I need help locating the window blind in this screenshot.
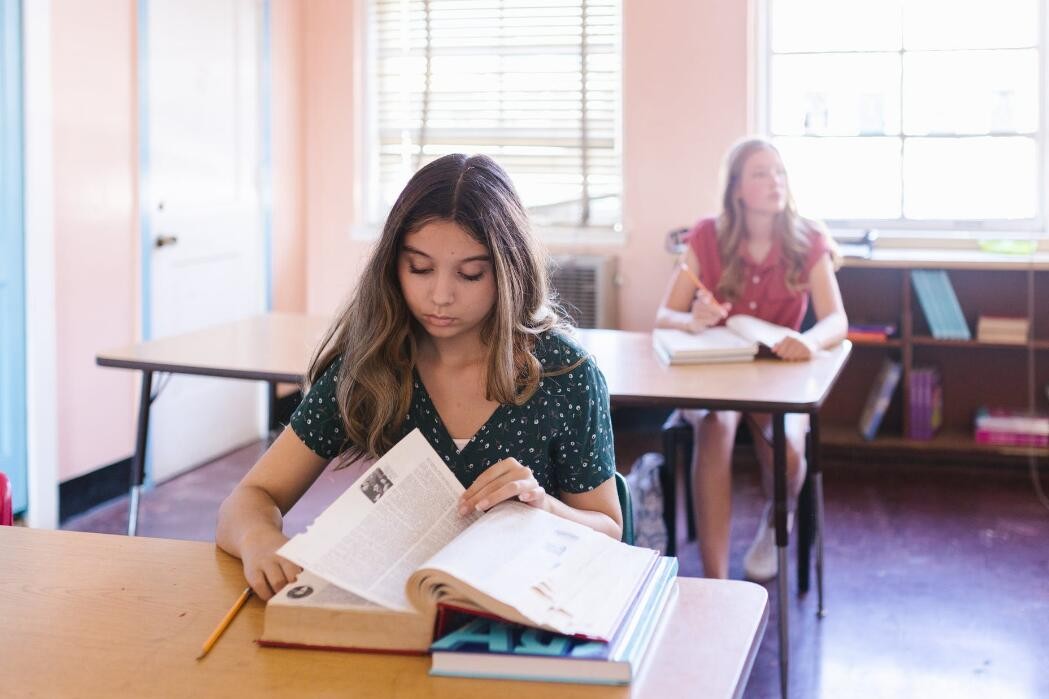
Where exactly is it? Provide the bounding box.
[371,0,621,228]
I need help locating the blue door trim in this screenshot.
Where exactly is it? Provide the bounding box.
[0,0,28,513]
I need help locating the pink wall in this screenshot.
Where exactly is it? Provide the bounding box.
[51,0,136,481]
[298,0,754,330]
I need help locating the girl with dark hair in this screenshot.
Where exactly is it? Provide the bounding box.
[218,154,622,600]
[655,137,847,582]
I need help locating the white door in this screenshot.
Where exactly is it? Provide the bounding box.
[144,0,266,482]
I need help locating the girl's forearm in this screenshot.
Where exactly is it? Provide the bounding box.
[802,310,848,349]
[543,496,622,541]
[216,485,287,559]
[655,307,695,332]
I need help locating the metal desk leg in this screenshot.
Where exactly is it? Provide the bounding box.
[128,370,154,537]
[773,412,789,699]
[810,413,826,618]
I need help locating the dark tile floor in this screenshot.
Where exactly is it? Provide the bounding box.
[63,442,1049,699]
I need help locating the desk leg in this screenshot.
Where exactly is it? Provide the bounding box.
[128,370,154,537]
[811,413,826,618]
[773,412,789,699]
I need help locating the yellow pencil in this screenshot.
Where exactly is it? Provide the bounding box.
[678,255,728,315]
[196,586,253,660]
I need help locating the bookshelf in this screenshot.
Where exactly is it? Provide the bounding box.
[823,249,1049,462]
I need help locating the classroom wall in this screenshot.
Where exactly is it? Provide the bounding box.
[51,0,136,482]
[297,0,754,329]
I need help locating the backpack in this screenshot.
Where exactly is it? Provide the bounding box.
[625,452,668,554]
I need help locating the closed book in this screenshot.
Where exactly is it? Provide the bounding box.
[429,557,679,685]
[857,359,902,440]
[974,408,1049,436]
[975,429,1049,448]
[911,270,971,340]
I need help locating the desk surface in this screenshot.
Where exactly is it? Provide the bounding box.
[0,526,768,699]
[97,313,851,412]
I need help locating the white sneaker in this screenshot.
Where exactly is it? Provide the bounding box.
[743,503,794,583]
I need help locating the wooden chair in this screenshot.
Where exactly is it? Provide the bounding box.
[0,472,13,526]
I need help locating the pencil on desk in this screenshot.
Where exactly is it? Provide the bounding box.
[196,586,252,660]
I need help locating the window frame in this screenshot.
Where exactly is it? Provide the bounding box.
[755,0,1049,241]
[359,0,626,245]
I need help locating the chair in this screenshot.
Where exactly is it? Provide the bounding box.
[0,472,13,526]
[660,410,825,609]
[614,471,634,545]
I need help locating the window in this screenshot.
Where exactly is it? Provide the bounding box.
[368,0,622,232]
[763,0,1043,233]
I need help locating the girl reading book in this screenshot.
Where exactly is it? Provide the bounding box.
[654,137,847,581]
[217,154,622,600]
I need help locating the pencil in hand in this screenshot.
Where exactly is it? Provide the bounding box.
[196,586,253,660]
[677,258,729,318]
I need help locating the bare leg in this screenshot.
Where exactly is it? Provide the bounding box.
[688,409,742,579]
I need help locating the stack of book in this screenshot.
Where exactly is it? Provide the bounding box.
[910,270,971,340]
[975,316,1029,345]
[652,315,796,365]
[260,429,674,686]
[974,408,1049,448]
[908,366,942,440]
[847,323,897,343]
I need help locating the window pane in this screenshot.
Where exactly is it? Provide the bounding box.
[903,137,1037,220]
[903,50,1037,135]
[771,0,902,53]
[904,0,1037,50]
[775,137,902,220]
[771,53,900,136]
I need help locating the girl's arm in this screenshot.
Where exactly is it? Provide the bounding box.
[216,427,330,600]
[773,254,848,360]
[655,247,729,332]
[458,460,623,540]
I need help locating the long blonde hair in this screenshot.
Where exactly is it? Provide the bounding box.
[714,137,839,301]
[305,154,571,461]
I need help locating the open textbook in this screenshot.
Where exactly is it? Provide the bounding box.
[653,314,800,365]
[263,429,661,653]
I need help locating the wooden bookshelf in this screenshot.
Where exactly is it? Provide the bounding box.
[823,251,1049,463]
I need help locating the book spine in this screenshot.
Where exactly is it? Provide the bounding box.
[975,429,1049,448]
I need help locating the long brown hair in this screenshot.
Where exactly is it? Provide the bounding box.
[306,153,570,461]
[714,137,839,301]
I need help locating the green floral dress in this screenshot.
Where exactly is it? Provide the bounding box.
[289,331,615,495]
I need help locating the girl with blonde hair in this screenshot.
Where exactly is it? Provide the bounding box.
[655,137,847,581]
[218,154,622,599]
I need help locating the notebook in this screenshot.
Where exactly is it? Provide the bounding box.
[652,315,798,365]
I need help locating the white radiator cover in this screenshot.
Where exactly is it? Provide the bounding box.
[548,255,619,329]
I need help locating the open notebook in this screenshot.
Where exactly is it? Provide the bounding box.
[652,315,798,365]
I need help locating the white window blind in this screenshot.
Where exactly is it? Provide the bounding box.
[764,0,1044,233]
[370,0,622,229]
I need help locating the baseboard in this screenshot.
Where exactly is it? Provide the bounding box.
[59,457,132,523]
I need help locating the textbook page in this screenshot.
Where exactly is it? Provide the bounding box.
[725,314,798,348]
[278,428,482,611]
[407,502,659,639]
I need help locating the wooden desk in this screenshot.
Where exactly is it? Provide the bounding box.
[98,314,851,699]
[0,526,768,699]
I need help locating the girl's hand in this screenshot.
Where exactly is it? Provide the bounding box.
[458,457,547,516]
[687,290,731,333]
[239,528,302,601]
[772,333,819,361]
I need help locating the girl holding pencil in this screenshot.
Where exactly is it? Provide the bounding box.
[217,154,622,600]
[655,137,847,581]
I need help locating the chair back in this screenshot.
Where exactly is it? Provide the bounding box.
[614,471,634,545]
[0,472,13,526]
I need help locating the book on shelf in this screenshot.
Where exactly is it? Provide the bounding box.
[907,367,942,440]
[847,322,897,343]
[429,556,679,685]
[975,316,1029,345]
[652,314,798,365]
[857,358,902,441]
[910,270,971,340]
[263,429,662,655]
[974,407,1049,448]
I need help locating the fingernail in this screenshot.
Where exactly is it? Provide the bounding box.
[476,500,488,511]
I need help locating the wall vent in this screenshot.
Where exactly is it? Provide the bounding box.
[548,255,618,329]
